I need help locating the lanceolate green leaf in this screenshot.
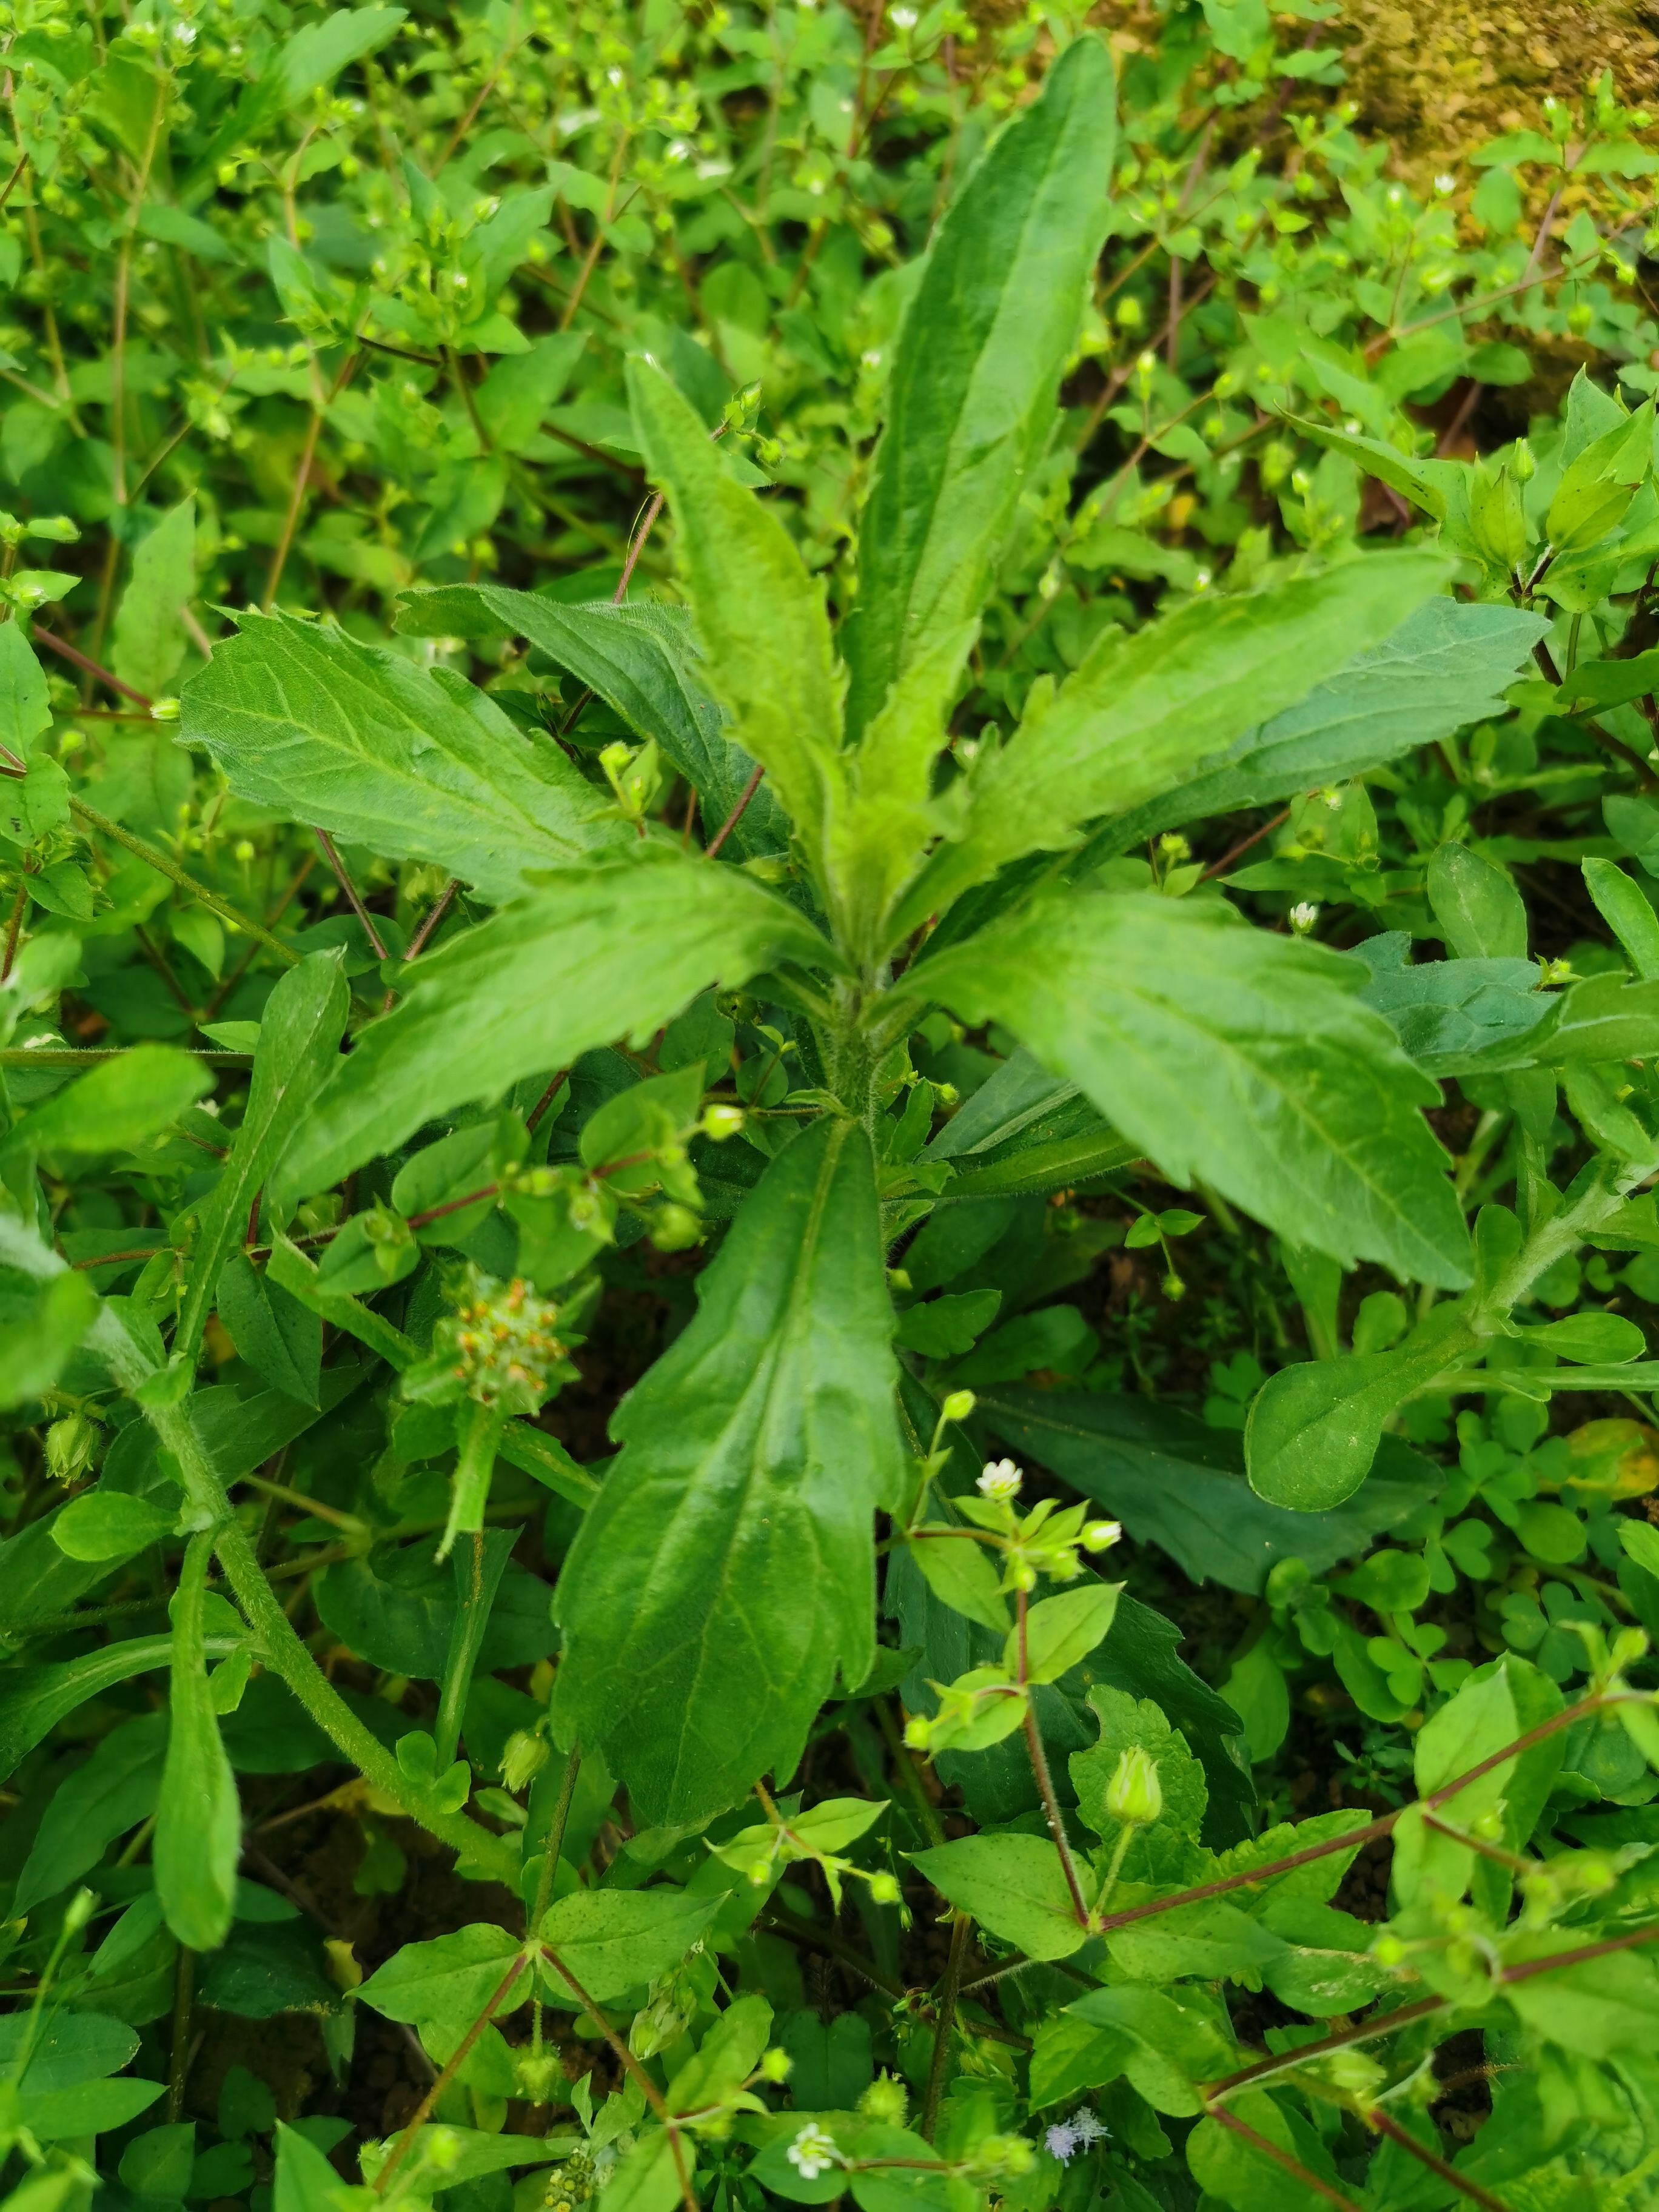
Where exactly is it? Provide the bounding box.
[397,585,791,858]
[175,952,349,1361]
[551,1116,907,1822]
[180,611,628,900]
[843,34,1117,746]
[892,552,1450,939]
[270,851,833,1204]
[626,356,843,882]
[1,1044,211,1160]
[1103,598,1547,850]
[153,1533,241,1951]
[916,891,1472,1285]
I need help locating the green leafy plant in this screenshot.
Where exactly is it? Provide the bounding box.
[16,12,1659,2212]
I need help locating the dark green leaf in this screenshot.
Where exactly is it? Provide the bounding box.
[551,1116,907,1822]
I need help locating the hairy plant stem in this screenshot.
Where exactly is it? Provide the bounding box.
[920,1911,970,2143]
[1207,2106,1364,2211]
[70,797,300,968]
[528,1740,581,2056]
[1016,1587,1093,1926]
[374,1951,528,2191]
[1364,2109,1515,2212]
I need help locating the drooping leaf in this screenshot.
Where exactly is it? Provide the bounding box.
[269,852,833,1204]
[551,1116,907,1822]
[179,611,629,900]
[893,553,1450,938]
[153,1536,242,1952]
[626,356,843,882]
[176,951,349,1361]
[916,891,1472,1285]
[0,1269,101,1409]
[397,585,791,858]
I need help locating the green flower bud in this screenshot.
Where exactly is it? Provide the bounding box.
[501,1728,550,1794]
[1104,1746,1163,1828]
[866,1871,902,1905]
[759,2047,793,2083]
[45,1411,99,1484]
[514,2049,566,2104]
[702,1102,745,1142]
[1081,1520,1121,1553]
[903,1713,933,1751]
[940,1389,976,1422]
[649,1202,703,1252]
[859,2074,907,2126]
[1512,438,1536,483]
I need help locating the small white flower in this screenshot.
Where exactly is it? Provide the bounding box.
[890,4,917,24]
[787,2125,842,2182]
[978,1458,1023,1501]
[1044,2123,1079,2164]
[1072,2111,1109,2147]
[1435,172,1456,194]
[1289,901,1319,935]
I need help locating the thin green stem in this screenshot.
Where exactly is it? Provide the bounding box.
[70,798,300,968]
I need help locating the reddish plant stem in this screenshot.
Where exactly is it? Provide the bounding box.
[315,829,389,960]
[34,626,150,705]
[1016,1587,1094,1927]
[614,491,665,602]
[539,1945,698,2212]
[1366,2110,1514,2212]
[1207,2107,1365,2212]
[372,1951,527,2191]
[526,1068,570,1132]
[405,879,458,962]
[705,762,766,859]
[1201,807,1291,882]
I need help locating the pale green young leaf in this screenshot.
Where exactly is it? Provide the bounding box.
[272,2122,354,2212]
[1244,1307,1477,1510]
[1426,841,1528,959]
[270,853,833,1204]
[112,498,195,703]
[398,584,791,858]
[176,952,348,1361]
[915,891,1472,1285]
[214,1253,321,1406]
[550,1116,907,1823]
[180,611,628,900]
[844,35,1116,745]
[625,355,843,879]
[153,1534,241,1952]
[893,552,1449,937]
[1008,1581,1120,1685]
[537,1887,725,2004]
[1,1043,212,1161]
